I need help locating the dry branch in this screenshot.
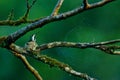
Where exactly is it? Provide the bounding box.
[83,0,90,9]
[13,52,43,80]
[51,0,64,16]
[34,55,96,80]
[38,40,120,55]
[5,0,114,45]
[8,38,120,79]
[0,0,39,26]
[8,39,120,80]
[0,0,116,80]
[7,9,14,21]
[9,43,96,80]
[22,0,37,20]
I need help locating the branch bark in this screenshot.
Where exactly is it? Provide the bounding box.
[0,0,39,26]
[5,0,114,45]
[9,43,96,80]
[38,40,120,55]
[13,52,43,80]
[0,0,116,80]
[8,37,120,79]
[51,0,64,16]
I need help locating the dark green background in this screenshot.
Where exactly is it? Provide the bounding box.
[0,0,120,80]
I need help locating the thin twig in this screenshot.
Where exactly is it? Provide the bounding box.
[0,0,38,26]
[7,9,14,21]
[51,0,64,16]
[38,40,120,55]
[38,39,120,50]
[30,0,37,8]
[0,17,43,26]
[13,51,43,80]
[22,0,37,21]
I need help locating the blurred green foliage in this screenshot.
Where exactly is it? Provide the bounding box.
[0,0,120,80]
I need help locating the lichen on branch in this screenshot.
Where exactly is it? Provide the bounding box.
[0,0,116,80]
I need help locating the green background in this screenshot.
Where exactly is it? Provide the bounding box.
[0,0,120,80]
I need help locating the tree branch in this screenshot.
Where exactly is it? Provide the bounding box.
[7,9,14,21]
[7,39,120,80]
[0,0,40,26]
[5,0,114,45]
[9,43,96,80]
[51,0,64,16]
[38,39,120,50]
[83,0,90,9]
[0,0,117,80]
[7,38,120,79]
[22,0,37,21]
[13,51,43,80]
[38,40,120,55]
[33,55,96,80]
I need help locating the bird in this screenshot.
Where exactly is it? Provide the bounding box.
[24,34,40,55]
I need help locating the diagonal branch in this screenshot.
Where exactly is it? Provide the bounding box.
[9,43,96,80]
[33,55,96,80]
[13,51,43,80]
[5,0,114,46]
[51,0,64,16]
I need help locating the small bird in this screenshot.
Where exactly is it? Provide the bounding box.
[24,34,39,55]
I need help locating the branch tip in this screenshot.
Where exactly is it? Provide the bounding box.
[51,0,64,16]
[23,0,37,20]
[7,9,14,21]
[14,52,43,80]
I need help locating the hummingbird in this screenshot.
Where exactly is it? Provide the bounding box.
[24,34,40,55]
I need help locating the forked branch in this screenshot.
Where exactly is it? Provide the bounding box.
[34,55,96,80]
[0,0,40,26]
[51,0,64,16]
[22,0,37,20]
[9,43,96,80]
[83,0,90,9]
[38,39,120,55]
[0,0,116,80]
[8,38,120,80]
[13,52,43,80]
[5,0,114,45]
